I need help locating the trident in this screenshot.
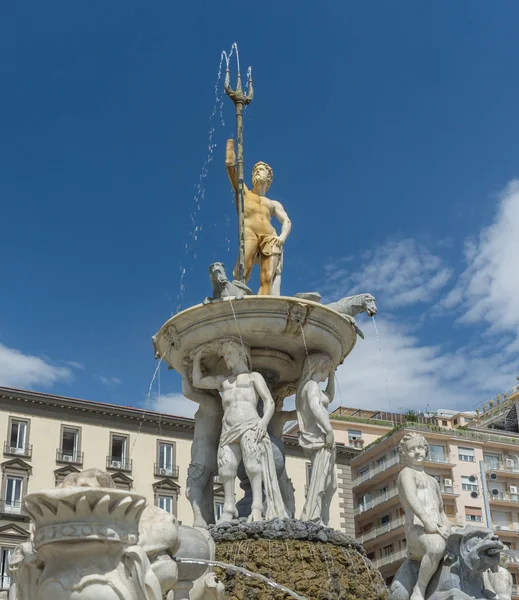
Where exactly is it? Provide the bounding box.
[224,46,254,283]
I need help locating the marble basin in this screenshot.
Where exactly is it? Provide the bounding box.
[153,296,356,396]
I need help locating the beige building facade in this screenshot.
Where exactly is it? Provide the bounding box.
[0,385,357,595]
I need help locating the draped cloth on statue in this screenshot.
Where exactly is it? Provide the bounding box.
[219,418,288,519]
[299,431,337,523]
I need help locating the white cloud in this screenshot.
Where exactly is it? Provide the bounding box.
[99,375,122,387]
[322,238,452,308]
[150,392,196,419]
[443,181,519,348]
[330,317,517,414]
[0,343,72,389]
[66,361,85,370]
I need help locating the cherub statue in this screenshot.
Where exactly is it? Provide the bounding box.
[225,139,291,295]
[296,352,337,525]
[393,432,451,600]
[191,337,288,522]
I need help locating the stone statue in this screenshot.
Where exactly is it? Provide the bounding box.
[270,397,297,518]
[203,262,253,304]
[191,337,288,522]
[391,432,451,600]
[296,352,337,525]
[181,360,224,528]
[392,526,511,600]
[11,468,224,600]
[293,292,378,338]
[325,293,378,319]
[225,139,291,295]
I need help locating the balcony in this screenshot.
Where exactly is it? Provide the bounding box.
[489,491,519,505]
[358,515,405,544]
[154,464,179,478]
[56,449,84,465]
[353,455,400,487]
[374,547,407,569]
[349,439,365,449]
[441,485,459,498]
[512,584,519,598]
[486,460,519,477]
[354,487,399,516]
[106,456,132,472]
[0,500,24,516]
[3,441,32,458]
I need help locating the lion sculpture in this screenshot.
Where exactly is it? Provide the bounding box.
[390,526,512,600]
[203,262,253,304]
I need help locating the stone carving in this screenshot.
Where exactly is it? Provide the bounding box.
[391,526,511,600]
[284,302,313,335]
[203,262,253,304]
[296,353,337,525]
[181,360,224,528]
[325,293,378,319]
[191,337,288,522]
[393,432,451,600]
[12,468,224,600]
[226,139,291,295]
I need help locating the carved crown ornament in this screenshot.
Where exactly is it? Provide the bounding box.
[23,487,146,549]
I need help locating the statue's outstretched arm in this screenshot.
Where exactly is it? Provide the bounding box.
[191,351,226,391]
[271,200,292,244]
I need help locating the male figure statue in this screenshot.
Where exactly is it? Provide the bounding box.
[394,432,451,600]
[181,360,223,528]
[192,338,288,522]
[225,139,291,295]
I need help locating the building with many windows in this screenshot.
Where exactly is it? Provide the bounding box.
[0,385,358,596]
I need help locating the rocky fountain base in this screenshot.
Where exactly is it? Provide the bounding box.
[208,519,388,600]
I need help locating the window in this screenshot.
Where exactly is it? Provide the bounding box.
[382,544,393,557]
[108,434,130,471]
[461,476,478,492]
[465,507,483,522]
[158,442,174,471]
[429,445,446,463]
[358,466,369,480]
[458,447,475,462]
[306,463,313,486]
[348,429,362,442]
[214,501,224,521]
[453,419,458,426]
[442,420,448,427]
[0,547,13,590]
[60,427,80,462]
[484,454,501,471]
[380,514,390,525]
[4,476,23,514]
[375,455,387,468]
[7,419,28,454]
[158,495,173,514]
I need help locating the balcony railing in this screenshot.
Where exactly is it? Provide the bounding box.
[106,456,132,472]
[56,449,84,465]
[3,441,32,458]
[154,464,179,478]
[353,455,400,487]
[0,574,11,590]
[355,487,399,516]
[486,459,519,475]
[0,500,24,515]
[374,547,407,569]
[358,515,405,544]
[490,491,519,504]
[349,439,365,449]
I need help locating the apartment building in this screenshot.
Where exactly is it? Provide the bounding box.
[0,385,357,595]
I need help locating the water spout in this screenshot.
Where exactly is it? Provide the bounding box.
[173,556,307,600]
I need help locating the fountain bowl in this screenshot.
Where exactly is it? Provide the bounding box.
[153,296,356,396]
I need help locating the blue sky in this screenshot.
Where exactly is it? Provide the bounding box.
[1,1,518,417]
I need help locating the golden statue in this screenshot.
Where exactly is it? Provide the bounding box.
[225,139,291,295]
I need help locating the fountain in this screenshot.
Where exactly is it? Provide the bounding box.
[9,46,386,600]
